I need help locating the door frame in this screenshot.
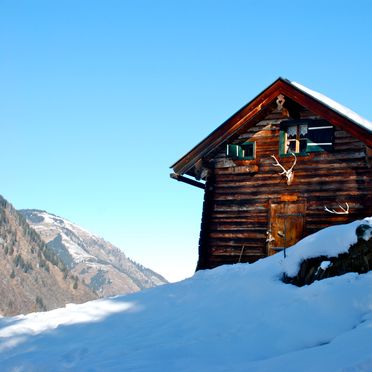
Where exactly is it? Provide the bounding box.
[267,198,306,256]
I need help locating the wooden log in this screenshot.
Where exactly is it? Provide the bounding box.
[195,98,371,272]
[170,173,205,189]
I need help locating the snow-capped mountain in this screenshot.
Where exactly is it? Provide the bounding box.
[19,209,167,297]
[0,196,95,316]
[0,218,371,371]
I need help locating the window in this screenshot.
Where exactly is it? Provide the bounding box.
[280,120,334,155]
[226,141,255,160]
[285,123,308,153]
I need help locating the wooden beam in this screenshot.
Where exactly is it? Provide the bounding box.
[170,173,205,189]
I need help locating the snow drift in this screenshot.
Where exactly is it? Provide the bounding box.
[0,218,372,371]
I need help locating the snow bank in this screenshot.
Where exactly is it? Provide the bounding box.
[282,217,372,277]
[0,219,371,371]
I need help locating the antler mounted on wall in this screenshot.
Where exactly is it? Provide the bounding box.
[324,203,350,215]
[271,152,297,185]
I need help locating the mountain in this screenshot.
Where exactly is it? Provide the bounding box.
[0,218,371,371]
[19,209,167,298]
[0,196,95,316]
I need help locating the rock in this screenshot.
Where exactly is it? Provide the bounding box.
[283,224,372,287]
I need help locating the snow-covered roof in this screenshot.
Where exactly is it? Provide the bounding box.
[290,81,372,134]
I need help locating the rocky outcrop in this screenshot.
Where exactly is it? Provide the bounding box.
[283,223,372,287]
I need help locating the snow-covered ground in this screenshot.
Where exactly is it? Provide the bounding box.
[0,219,371,371]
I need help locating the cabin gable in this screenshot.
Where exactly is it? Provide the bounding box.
[172,78,372,178]
[171,78,372,271]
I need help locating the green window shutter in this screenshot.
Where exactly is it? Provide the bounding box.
[227,144,242,159]
[279,129,286,156]
[227,142,255,160]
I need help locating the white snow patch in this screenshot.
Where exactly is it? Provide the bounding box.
[362,226,372,241]
[59,232,96,262]
[291,81,372,133]
[31,212,98,263]
[0,299,133,351]
[35,211,102,240]
[320,261,332,270]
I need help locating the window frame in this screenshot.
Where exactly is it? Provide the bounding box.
[279,119,334,156]
[226,141,256,160]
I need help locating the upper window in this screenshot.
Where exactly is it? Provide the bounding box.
[226,141,255,160]
[280,120,334,155]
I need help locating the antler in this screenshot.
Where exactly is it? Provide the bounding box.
[266,231,275,243]
[271,152,297,185]
[324,203,350,215]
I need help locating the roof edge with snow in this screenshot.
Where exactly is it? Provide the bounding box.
[171,77,372,176]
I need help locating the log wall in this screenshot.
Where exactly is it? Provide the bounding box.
[196,109,372,270]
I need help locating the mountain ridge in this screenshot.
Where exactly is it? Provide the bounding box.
[19,209,167,297]
[0,195,95,316]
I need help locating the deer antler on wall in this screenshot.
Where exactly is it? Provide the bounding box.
[271,152,297,185]
[324,203,350,215]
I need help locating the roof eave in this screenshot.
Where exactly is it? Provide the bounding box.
[171,78,372,177]
[171,77,288,175]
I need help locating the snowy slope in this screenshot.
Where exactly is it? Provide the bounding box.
[19,210,167,297]
[0,218,371,371]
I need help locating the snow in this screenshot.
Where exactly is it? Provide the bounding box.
[60,233,96,263]
[290,81,372,133]
[0,218,371,371]
[30,211,100,263]
[282,217,372,277]
[40,211,98,238]
[320,261,332,270]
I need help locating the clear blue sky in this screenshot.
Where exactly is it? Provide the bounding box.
[1,0,371,281]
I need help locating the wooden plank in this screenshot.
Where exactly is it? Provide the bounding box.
[209,232,266,239]
[207,240,267,247]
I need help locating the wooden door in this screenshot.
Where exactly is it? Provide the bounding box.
[268,201,306,256]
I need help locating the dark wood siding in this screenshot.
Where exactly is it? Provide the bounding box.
[197,109,372,270]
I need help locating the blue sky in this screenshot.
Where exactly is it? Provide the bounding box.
[1,0,372,281]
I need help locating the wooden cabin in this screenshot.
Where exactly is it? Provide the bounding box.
[170,77,372,270]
